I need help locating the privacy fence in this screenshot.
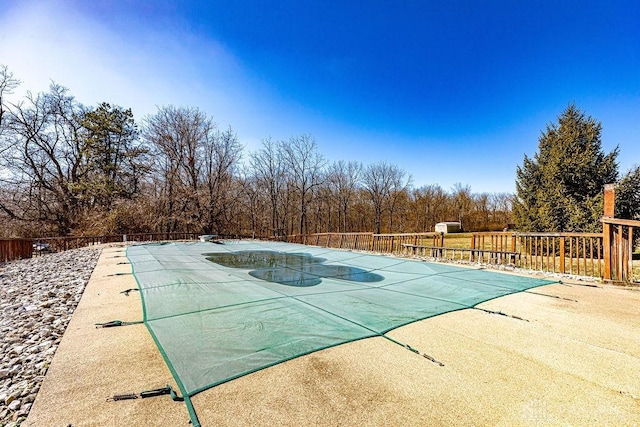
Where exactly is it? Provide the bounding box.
[0,239,33,262]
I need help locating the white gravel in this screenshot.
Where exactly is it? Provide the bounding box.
[0,248,100,426]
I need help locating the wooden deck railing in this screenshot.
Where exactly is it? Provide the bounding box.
[286,232,444,254]
[518,233,604,277]
[602,217,639,283]
[34,232,202,253]
[287,230,640,282]
[371,233,444,253]
[402,243,519,264]
[5,222,636,283]
[473,232,605,278]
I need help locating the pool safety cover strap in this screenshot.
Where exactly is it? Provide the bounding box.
[127,240,555,397]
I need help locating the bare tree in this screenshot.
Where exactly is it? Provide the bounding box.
[451,183,474,231]
[327,160,362,232]
[239,167,267,238]
[202,126,243,233]
[412,184,448,231]
[387,170,412,233]
[0,68,148,235]
[362,161,408,234]
[249,138,287,236]
[2,65,524,237]
[143,106,212,232]
[0,83,86,234]
[491,192,513,227]
[280,134,327,235]
[0,65,20,144]
[143,106,243,234]
[472,193,490,231]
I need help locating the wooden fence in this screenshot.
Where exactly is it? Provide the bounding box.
[0,232,207,262]
[471,232,605,278]
[287,230,638,283]
[602,217,639,283]
[286,232,444,253]
[0,239,33,262]
[4,224,637,283]
[288,232,522,266]
[34,232,202,253]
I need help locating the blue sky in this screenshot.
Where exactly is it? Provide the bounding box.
[1,0,638,193]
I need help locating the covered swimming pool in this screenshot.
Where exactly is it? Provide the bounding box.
[127,240,556,426]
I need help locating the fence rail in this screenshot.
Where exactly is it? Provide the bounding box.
[402,243,519,264]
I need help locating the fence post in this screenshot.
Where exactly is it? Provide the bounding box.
[602,184,615,281]
[470,234,476,262]
[559,236,566,274]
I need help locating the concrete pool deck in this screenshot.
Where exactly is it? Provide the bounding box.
[24,246,640,426]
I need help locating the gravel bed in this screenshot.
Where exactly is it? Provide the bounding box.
[0,248,101,427]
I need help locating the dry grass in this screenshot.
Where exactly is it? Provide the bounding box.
[439,233,475,249]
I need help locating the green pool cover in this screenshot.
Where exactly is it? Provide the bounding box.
[127,240,555,426]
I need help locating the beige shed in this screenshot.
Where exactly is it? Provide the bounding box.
[434,221,461,233]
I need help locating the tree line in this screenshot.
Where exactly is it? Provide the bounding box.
[0,66,513,238]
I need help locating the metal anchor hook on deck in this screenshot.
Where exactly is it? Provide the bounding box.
[95,320,143,328]
[107,385,184,402]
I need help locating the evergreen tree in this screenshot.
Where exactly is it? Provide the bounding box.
[616,165,640,220]
[78,102,145,209]
[513,105,619,232]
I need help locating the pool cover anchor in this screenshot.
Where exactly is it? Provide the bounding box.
[140,385,184,401]
[95,320,144,328]
[475,307,529,322]
[106,393,138,402]
[422,353,445,366]
[524,290,578,302]
[106,385,184,402]
[389,339,445,367]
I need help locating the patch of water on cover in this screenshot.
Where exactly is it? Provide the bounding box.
[204,250,384,286]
